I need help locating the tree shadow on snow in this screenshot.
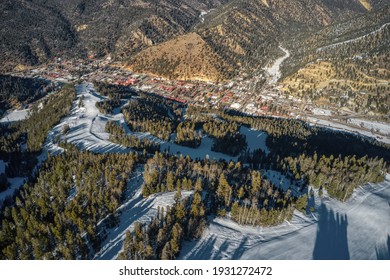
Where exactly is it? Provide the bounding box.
[376,235,390,260]
[312,203,350,260]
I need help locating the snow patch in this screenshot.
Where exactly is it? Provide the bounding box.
[0,109,30,123]
[0,177,26,206]
[348,119,390,136]
[263,46,290,84]
[44,83,130,154]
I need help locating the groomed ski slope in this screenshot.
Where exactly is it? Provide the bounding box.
[180,174,390,260]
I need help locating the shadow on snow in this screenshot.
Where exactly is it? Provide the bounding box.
[312,203,350,260]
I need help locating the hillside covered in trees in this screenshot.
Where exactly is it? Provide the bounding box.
[0,75,52,117]
[0,78,388,260]
[0,145,140,259]
[0,84,75,193]
[281,4,390,116]
[1,0,387,79]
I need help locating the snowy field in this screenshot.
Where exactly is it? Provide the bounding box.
[348,119,390,136]
[180,174,390,260]
[0,109,30,123]
[45,83,270,162]
[160,127,269,162]
[2,82,387,260]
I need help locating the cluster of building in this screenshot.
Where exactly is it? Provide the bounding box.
[10,56,339,120]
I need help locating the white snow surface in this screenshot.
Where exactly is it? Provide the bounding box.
[6,82,386,260]
[161,127,269,162]
[45,83,130,154]
[199,9,214,23]
[348,119,390,136]
[0,109,30,123]
[180,174,390,260]
[43,82,271,161]
[263,46,290,84]
[95,166,193,260]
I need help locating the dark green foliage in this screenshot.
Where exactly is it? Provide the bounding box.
[105,121,160,153]
[20,85,75,152]
[203,119,247,156]
[0,146,139,259]
[96,98,121,114]
[0,75,51,117]
[93,82,136,99]
[281,154,386,201]
[175,121,201,148]
[142,152,295,227]
[0,85,75,188]
[118,190,206,260]
[122,98,175,141]
[187,106,313,140]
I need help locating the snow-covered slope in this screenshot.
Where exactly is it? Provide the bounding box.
[0,177,26,206]
[44,83,130,154]
[180,174,390,260]
[94,166,193,260]
[0,109,30,123]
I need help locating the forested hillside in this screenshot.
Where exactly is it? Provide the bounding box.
[0,146,140,259]
[0,85,75,192]
[0,0,228,72]
[0,75,51,117]
[1,0,387,77]
[281,4,390,116]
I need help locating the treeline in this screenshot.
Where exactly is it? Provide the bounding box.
[105,121,160,153]
[0,145,140,259]
[0,84,75,153]
[281,153,386,201]
[20,85,75,152]
[266,130,390,163]
[186,106,313,140]
[93,81,136,99]
[175,121,201,148]
[118,151,298,260]
[142,152,296,226]
[118,189,206,260]
[0,85,75,190]
[0,75,52,117]
[203,119,246,156]
[122,99,174,141]
[96,98,121,114]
